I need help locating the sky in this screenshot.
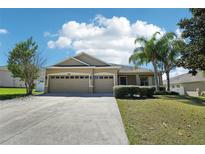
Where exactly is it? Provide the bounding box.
[0,8,191,78]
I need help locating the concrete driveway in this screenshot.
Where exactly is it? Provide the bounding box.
[0,93,128,144]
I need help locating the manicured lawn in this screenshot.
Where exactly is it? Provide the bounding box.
[0,88,43,100]
[117,95,205,144]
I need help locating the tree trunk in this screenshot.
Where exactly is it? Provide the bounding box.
[25,82,29,95]
[153,62,159,91]
[166,71,170,91]
[28,82,33,95]
[28,87,33,95]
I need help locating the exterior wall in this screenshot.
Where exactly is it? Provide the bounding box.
[0,68,45,89]
[0,69,25,87]
[183,81,205,96]
[170,81,205,96]
[45,67,118,93]
[170,83,185,95]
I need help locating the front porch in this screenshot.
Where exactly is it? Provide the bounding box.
[118,74,155,86]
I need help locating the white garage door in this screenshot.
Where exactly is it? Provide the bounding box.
[94,75,114,93]
[49,75,89,93]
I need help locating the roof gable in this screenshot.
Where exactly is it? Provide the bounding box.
[74,52,110,66]
[54,57,89,67]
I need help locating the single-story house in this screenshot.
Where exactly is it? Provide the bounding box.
[45,52,163,93]
[0,66,45,91]
[164,71,205,96]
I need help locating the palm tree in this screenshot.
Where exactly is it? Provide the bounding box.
[157,32,185,91]
[129,32,161,91]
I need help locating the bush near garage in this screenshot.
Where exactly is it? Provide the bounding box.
[113,85,155,99]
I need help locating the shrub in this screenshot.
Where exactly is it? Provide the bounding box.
[113,86,129,98]
[154,91,167,95]
[152,86,166,92]
[127,86,140,98]
[113,85,154,99]
[139,87,155,98]
[154,91,179,95]
[169,91,180,95]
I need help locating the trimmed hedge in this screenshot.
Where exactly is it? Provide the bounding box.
[113,85,155,99]
[152,86,166,91]
[154,91,179,95]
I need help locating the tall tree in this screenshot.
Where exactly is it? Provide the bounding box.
[178,8,205,74]
[157,32,185,91]
[129,32,160,91]
[8,38,43,95]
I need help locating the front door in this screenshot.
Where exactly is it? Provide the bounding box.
[119,76,127,85]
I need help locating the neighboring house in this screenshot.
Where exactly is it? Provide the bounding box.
[164,71,205,96]
[0,66,25,87]
[45,52,162,93]
[0,66,45,91]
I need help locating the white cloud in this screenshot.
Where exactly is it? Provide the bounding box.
[132,21,165,39]
[0,28,8,34]
[47,15,165,64]
[47,37,71,49]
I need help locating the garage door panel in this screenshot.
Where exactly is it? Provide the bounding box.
[94,76,114,93]
[49,76,89,93]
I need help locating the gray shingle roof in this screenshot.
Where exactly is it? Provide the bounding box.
[167,71,205,84]
[110,63,153,73]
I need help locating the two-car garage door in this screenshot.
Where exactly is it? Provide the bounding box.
[49,75,90,93]
[48,75,114,93]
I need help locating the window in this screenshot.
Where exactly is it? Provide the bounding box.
[80,76,84,79]
[60,76,64,79]
[85,76,89,79]
[172,85,175,88]
[119,76,127,85]
[99,76,103,79]
[75,76,79,79]
[70,76,74,79]
[104,76,109,79]
[176,85,180,88]
[140,76,148,86]
[94,76,98,79]
[51,76,55,79]
[109,76,113,79]
[66,76,69,79]
[56,76,60,79]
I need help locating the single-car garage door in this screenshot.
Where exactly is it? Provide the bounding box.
[49,75,89,93]
[94,75,114,93]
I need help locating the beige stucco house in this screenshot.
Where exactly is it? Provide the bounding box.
[45,52,162,93]
[164,71,205,96]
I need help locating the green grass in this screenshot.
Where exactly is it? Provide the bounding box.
[0,88,43,100]
[117,95,205,144]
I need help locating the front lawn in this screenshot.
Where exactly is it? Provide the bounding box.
[117,95,205,144]
[0,88,43,100]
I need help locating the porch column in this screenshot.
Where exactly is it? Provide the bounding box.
[136,74,140,85]
[148,76,153,86]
